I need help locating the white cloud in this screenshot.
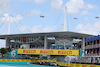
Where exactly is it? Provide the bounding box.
[32,25,56,33]
[42,26,56,32]
[19,24,56,33]
[86,4,97,9]
[0,0,10,12]
[34,0,47,4]
[81,11,89,15]
[15,15,23,21]
[1,13,23,22]
[51,0,63,9]
[75,21,100,35]
[31,24,42,33]
[84,17,88,21]
[25,10,42,16]
[21,0,47,4]
[19,25,28,31]
[65,0,84,14]
[65,0,97,14]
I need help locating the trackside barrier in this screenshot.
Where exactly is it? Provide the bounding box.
[0,59,100,67]
[0,59,56,62]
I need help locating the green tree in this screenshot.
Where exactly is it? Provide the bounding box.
[0,48,7,57]
[6,48,12,52]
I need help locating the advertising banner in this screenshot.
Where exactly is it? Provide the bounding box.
[18,49,79,56]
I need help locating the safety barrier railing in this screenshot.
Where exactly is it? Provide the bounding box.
[84,53,100,57]
[85,45,93,49]
[85,44,100,49]
[97,44,100,47]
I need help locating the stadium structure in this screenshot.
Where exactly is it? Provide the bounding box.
[0,31,93,50]
[0,7,100,66]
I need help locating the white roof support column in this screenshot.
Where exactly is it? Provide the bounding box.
[82,37,85,50]
[64,42,66,49]
[14,45,16,48]
[6,38,10,48]
[44,36,47,49]
[81,37,85,57]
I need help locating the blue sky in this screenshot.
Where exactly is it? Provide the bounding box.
[0,0,100,48]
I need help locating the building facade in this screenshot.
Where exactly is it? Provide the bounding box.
[85,35,100,57]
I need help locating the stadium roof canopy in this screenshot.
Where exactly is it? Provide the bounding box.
[0,31,94,39]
